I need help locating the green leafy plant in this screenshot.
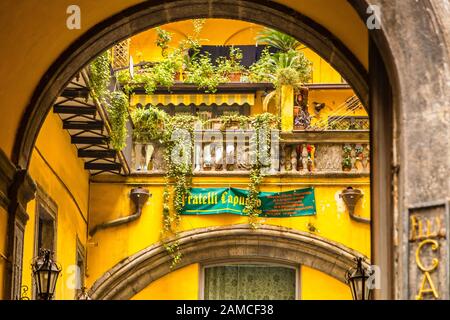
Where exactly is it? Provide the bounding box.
[160,115,199,268]
[218,114,250,130]
[248,47,274,83]
[130,106,168,143]
[185,52,224,92]
[121,50,183,95]
[216,46,245,80]
[256,28,301,53]
[155,27,172,57]
[245,113,280,228]
[108,91,129,151]
[178,19,207,69]
[89,51,111,100]
[271,50,312,87]
[115,69,131,85]
[342,145,353,170]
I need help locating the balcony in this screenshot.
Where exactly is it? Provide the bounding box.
[131,130,370,176]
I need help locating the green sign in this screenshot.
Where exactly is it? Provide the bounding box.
[181,187,316,217]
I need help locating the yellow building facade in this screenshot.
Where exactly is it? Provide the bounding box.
[1,19,370,300]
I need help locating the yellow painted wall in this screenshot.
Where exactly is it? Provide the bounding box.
[87,175,370,292]
[131,263,199,300]
[130,262,352,300]
[307,89,367,128]
[130,19,344,84]
[301,266,352,300]
[0,207,7,300]
[22,112,89,300]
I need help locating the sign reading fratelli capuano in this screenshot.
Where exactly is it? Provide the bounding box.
[181,187,316,217]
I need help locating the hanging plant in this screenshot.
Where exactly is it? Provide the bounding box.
[108,91,129,151]
[219,114,250,130]
[160,115,198,268]
[89,51,111,100]
[130,106,167,143]
[245,113,280,228]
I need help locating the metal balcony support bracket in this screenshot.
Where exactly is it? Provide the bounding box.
[89,187,151,236]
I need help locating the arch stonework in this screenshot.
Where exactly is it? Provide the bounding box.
[2,0,448,300]
[88,224,367,300]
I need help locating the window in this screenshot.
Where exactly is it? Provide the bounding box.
[33,187,57,299]
[36,203,56,252]
[203,264,297,300]
[75,238,86,299]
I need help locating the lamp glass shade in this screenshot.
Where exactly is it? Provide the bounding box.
[32,250,61,300]
[346,258,371,300]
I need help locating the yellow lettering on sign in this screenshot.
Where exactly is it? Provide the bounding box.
[415,239,439,300]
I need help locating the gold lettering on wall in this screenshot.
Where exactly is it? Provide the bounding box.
[410,216,443,241]
[415,239,439,300]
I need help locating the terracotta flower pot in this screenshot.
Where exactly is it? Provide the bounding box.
[228,72,241,82]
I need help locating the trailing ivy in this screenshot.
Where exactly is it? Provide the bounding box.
[218,114,250,130]
[89,51,111,100]
[108,91,129,151]
[160,115,198,268]
[245,113,280,228]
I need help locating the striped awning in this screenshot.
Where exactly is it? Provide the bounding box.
[130,93,255,107]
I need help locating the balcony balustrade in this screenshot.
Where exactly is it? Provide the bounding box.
[131,129,370,176]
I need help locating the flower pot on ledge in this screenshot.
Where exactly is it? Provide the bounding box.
[228,72,242,82]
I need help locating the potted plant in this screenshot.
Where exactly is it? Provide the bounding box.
[342,145,353,171]
[185,52,224,93]
[130,106,167,171]
[155,27,172,58]
[248,47,273,83]
[107,91,129,151]
[217,47,245,82]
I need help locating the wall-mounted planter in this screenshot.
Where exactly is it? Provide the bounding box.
[339,187,369,224]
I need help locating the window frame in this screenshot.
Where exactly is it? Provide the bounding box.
[32,184,58,299]
[199,259,300,300]
[74,236,86,299]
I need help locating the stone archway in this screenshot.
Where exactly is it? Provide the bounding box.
[7,0,448,300]
[6,0,391,300]
[88,224,367,300]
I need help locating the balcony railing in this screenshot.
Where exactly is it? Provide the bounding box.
[131,131,370,175]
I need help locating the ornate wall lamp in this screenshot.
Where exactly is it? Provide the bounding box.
[345,257,372,300]
[339,187,370,224]
[31,249,61,300]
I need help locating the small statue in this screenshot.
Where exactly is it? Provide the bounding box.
[203,144,212,170]
[144,143,154,171]
[214,145,223,171]
[296,144,303,171]
[291,148,297,172]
